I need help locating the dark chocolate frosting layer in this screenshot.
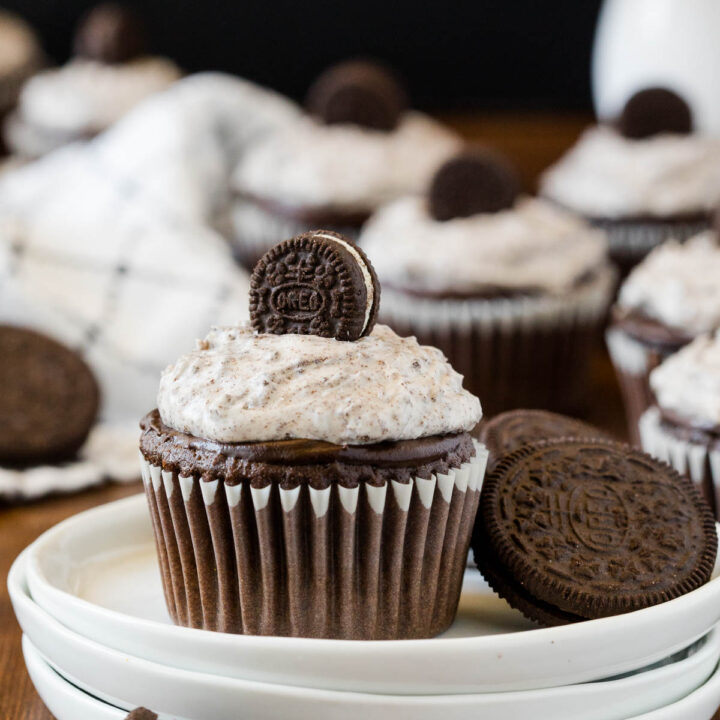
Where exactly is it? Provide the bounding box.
[140,410,476,487]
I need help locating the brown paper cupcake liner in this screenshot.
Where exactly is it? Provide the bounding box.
[640,407,720,520]
[230,199,361,270]
[140,441,488,639]
[591,217,710,277]
[605,326,679,446]
[379,267,615,417]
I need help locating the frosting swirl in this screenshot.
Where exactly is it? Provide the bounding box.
[359,196,608,295]
[0,11,38,77]
[651,331,720,428]
[157,323,481,445]
[17,57,180,133]
[232,112,460,212]
[540,126,720,218]
[617,234,720,335]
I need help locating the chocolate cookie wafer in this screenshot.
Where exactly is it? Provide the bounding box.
[618,87,693,140]
[475,438,717,625]
[125,709,158,720]
[74,2,147,64]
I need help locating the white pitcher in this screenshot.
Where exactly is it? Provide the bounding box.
[593,0,720,132]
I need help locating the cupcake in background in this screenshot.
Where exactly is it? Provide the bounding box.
[640,331,720,519]
[541,87,720,275]
[359,147,615,416]
[229,59,460,269]
[4,3,181,158]
[0,10,43,145]
[607,233,720,445]
[140,231,486,639]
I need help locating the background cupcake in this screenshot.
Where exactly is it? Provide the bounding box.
[359,147,615,416]
[4,3,180,158]
[229,59,460,269]
[640,331,720,520]
[0,9,42,148]
[140,232,486,639]
[607,233,720,444]
[541,87,720,275]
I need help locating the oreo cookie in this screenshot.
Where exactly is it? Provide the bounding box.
[480,409,609,470]
[429,148,520,221]
[475,439,717,626]
[125,710,158,720]
[249,230,380,341]
[0,325,100,466]
[74,2,147,64]
[618,87,693,140]
[305,59,407,132]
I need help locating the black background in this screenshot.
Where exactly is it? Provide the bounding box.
[4,1,604,111]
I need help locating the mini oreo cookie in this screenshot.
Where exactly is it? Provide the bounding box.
[618,87,693,140]
[249,230,380,341]
[73,2,147,64]
[125,710,158,720]
[0,325,99,466]
[305,59,407,131]
[480,409,609,470]
[475,438,717,626]
[429,148,521,221]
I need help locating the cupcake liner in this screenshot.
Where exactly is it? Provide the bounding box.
[379,267,616,417]
[640,407,720,520]
[591,217,710,277]
[140,440,488,639]
[605,326,679,445]
[230,198,361,270]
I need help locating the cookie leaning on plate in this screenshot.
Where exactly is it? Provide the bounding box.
[474,438,717,626]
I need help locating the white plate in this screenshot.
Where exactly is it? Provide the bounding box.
[23,493,720,695]
[10,550,720,720]
[23,634,720,720]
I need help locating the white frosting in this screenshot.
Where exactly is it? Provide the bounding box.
[650,331,720,427]
[359,196,609,295]
[0,11,38,76]
[618,233,720,334]
[540,125,720,218]
[232,112,460,211]
[157,323,481,445]
[17,57,181,133]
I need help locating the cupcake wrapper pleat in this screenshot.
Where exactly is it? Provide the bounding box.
[380,268,615,416]
[640,407,720,521]
[141,441,488,639]
[230,199,360,270]
[605,327,678,446]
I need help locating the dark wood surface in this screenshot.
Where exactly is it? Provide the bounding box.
[1,112,717,719]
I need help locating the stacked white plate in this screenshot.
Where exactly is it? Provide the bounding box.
[9,494,720,720]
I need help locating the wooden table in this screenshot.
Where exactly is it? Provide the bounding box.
[1,113,717,719]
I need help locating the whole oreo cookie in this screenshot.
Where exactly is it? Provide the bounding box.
[480,409,609,471]
[618,87,693,140]
[249,230,380,341]
[305,59,407,131]
[125,710,158,720]
[0,326,100,466]
[475,439,717,626]
[429,148,521,221]
[74,2,147,64]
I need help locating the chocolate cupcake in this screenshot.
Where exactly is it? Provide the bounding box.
[229,59,460,270]
[139,232,486,639]
[0,10,42,145]
[540,87,720,275]
[359,148,616,416]
[4,3,180,159]
[640,331,720,520]
[607,234,720,444]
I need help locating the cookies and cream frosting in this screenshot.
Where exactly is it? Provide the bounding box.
[540,126,720,218]
[617,234,720,334]
[157,323,481,445]
[651,331,720,428]
[359,196,608,295]
[17,57,180,133]
[0,11,38,75]
[232,112,460,212]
